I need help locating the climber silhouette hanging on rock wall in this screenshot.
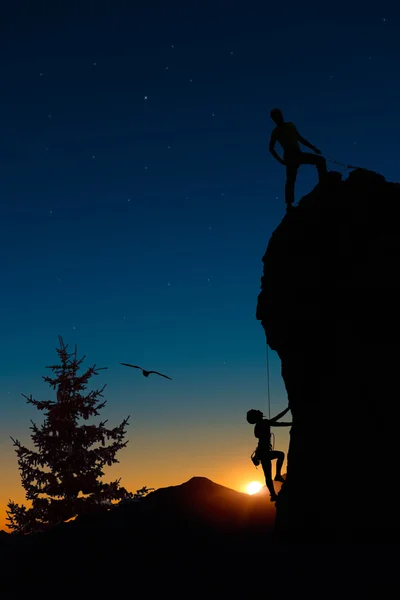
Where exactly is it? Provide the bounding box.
[247,406,292,502]
[269,108,328,213]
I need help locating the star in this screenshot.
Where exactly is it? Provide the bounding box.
[144,95,148,100]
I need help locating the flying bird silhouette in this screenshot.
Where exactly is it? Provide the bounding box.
[120,363,172,380]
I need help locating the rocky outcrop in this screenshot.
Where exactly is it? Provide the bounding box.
[256,169,400,542]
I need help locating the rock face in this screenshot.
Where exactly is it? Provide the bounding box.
[256,169,400,542]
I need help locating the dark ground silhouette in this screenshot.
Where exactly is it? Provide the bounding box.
[1,477,398,597]
[0,478,277,592]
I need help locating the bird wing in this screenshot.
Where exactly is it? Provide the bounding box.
[148,371,172,380]
[120,363,143,370]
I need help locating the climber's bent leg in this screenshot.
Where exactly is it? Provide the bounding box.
[269,450,285,481]
[261,456,278,500]
[298,152,328,181]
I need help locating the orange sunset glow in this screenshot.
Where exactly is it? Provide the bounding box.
[0,423,289,530]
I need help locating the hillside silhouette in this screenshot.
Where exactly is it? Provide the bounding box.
[257,167,400,542]
[0,477,276,545]
[141,476,277,531]
[0,477,280,593]
[1,475,397,597]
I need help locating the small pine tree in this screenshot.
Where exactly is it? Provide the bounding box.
[119,486,155,505]
[6,336,131,533]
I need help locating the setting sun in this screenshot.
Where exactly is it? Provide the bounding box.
[247,481,263,495]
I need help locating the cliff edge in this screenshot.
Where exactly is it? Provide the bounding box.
[257,168,400,541]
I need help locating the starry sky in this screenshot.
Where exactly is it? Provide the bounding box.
[1,3,399,529]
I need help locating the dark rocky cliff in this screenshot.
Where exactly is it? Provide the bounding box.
[256,168,400,541]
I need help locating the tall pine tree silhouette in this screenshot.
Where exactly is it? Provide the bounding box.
[6,336,130,533]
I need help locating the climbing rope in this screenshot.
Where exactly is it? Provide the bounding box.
[324,155,359,175]
[266,343,276,449]
[266,343,271,419]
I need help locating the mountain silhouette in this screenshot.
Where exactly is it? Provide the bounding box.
[0,477,278,592]
[0,477,276,542]
[257,168,400,542]
[141,476,277,531]
[2,474,396,597]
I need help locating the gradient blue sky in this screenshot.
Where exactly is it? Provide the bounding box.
[1,2,399,527]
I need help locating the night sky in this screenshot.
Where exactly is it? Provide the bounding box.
[1,3,398,528]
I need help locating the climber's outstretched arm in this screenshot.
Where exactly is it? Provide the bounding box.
[272,421,292,427]
[297,132,321,154]
[270,406,290,423]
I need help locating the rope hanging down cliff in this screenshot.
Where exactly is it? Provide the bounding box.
[266,344,275,449]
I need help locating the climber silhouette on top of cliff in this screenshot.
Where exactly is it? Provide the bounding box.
[247,406,292,502]
[269,108,328,212]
